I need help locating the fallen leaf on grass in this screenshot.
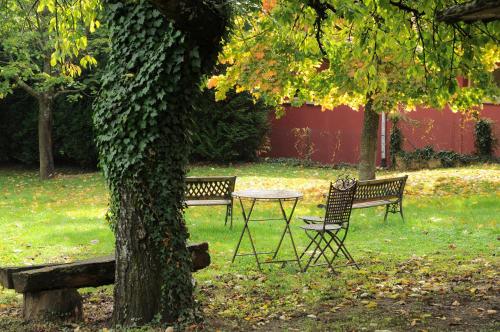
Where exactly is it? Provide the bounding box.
[364,301,378,309]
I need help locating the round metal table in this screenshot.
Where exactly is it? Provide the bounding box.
[231,189,303,271]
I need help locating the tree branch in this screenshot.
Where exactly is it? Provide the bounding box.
[307,0,338,56]
[437,0,500,24]
[389,1,424,18]
[14,76,40,100]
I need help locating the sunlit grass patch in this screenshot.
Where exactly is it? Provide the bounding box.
[0,163,498,330]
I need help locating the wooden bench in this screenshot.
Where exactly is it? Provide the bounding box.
[352,175,408,221]
[320,175,408,222]
[0,242,210,321]
[185,176,236,228]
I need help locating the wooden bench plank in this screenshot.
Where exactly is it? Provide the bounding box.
[0,263,62,289]
[10,242,210,293]
[13,255,115,293]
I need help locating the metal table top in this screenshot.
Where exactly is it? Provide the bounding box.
[232,189,303,200]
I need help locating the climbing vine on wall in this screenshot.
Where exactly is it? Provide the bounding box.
[93,0,221,324]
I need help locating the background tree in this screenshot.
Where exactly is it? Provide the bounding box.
[212,0,499,180]
[93,0,229,326]
[0,0,100,179]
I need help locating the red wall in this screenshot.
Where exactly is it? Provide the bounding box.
[267,103,500,165]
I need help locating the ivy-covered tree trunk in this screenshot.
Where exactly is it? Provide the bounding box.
[358,98,379,181]
[38,96,55,180]
[94,0,227,326]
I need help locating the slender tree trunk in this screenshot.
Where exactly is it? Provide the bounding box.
[358,97,379,180]
[38,96,54,180]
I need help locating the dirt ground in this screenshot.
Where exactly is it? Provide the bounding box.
[0,279,498,332]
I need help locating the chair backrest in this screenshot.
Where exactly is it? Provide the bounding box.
[185,176,236,200]
[324,178,358,226]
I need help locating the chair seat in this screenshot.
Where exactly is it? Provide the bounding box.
[352,199,395,209]
[299,216,324,223]
[185,199,231,206]
[300,223,342,231]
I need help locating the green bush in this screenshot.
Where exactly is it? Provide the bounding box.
[0,90,98,167]
[474,118,496,157]
[389,117,403,166]
[398,146,485,168]
[190,89,271,163]
[1,88,270,167]
[0,92,39,164]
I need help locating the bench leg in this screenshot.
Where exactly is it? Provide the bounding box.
[399,201,405,222]
[230,204,233,229]
[384,205,390,222]
[225,204,233,228]
[225,205,229,227]
[385,202,404,222]
[23,288,83,321]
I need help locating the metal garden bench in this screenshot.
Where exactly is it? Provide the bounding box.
[320,175,408,221]
[185,176,236,227]
[352,175,408,221]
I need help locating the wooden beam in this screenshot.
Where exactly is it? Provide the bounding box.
[13,255,115,293]
[9,242,210,293]
[0,263,61,289]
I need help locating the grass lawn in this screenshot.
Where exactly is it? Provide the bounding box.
[0,163,499,331]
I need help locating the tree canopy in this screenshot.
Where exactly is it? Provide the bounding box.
[0,0,100,96]
[212,0,499,115]
[0,0,102,179]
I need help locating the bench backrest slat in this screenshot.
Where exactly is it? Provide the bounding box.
[354,175,408,202]
[185,176,236,200]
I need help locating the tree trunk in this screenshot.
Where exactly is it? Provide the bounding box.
[38,97,54,180]
[94,0,228,326]
[358,98,379,181]
[113,187,167,324]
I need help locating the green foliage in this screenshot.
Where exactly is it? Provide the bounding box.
[214,1,499,114]
[0,93,38,164]
[389,118,403,166]
[0,0,100,97]
[474,118,496,157]
[0,91,98,167]
[190,89,270,163]
[53,96,98,167]
[398,146,490,168]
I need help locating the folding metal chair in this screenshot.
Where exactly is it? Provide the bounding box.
[299,178,359,272]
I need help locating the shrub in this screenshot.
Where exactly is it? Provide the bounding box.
[291,127,315,164]
[190,89,271,163]
[0,90,98,167]
[389,117,403,166]
[0,92,39,164]
[474,118,496,157]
